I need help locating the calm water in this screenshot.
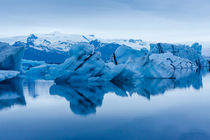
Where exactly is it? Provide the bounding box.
[0,70,210,140]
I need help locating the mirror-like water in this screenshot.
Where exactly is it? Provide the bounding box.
[0,70,210,140]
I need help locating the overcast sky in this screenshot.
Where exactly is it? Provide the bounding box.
[0,0,210,42]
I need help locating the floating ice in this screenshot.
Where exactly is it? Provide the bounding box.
[0,70,20,82]
[150,43,209,67]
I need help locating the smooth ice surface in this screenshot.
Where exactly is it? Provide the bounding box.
[0,70,209,140]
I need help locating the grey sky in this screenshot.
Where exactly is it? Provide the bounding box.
[0,0,210,42]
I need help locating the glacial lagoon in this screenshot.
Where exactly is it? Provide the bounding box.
[0,69,210,140]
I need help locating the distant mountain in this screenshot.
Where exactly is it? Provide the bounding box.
[0,32,148,63]
[0,33,96,63]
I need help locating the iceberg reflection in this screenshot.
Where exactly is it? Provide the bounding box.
[0,69,208,115]
[50,82,116,115]
[24,80,39,98]
[0,78,26,111]
[50,69,208,115]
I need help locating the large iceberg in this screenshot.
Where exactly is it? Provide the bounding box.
[0,42,24,81]
[24,41,208,81]
[52,43,123,82]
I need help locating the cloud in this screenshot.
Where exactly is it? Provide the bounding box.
[1,0,210,19]
[0,0,210,42]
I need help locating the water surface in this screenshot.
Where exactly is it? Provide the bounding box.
[0,70,210,140]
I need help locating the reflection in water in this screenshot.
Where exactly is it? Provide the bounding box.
[50,83,105,115]
[0,69,209,115]
[0,78,26,111]
[123,68,205,98]
[24,80,39,98]
[50,82,128,115]
[50,68,209,115]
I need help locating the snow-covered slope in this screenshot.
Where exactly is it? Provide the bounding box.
[0,32,148,51]
[0,32,95,47]
[0,33,96,63]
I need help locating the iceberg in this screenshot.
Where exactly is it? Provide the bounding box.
[53,43,123,83]
[146,53,197,78]
[0,42,24,81]
[1,33,207,81]
[150,43,209,67]
[113,45,197,78]
[21,59,46,71]
[114,45,148,64]
[0,42,24,71]
[90,39,121,62]
[24,42,207,81]
[24,63,57,80]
